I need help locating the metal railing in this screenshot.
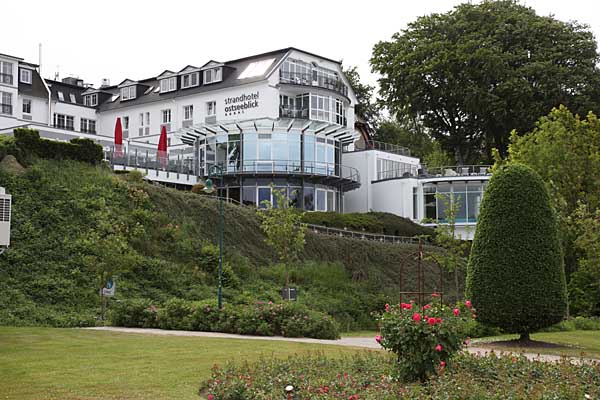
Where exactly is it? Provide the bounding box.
[377,166,419,181]
[305,223,424,245]
[279,106,309,119]
[424,165,492,177]
[0,73,12,85]
[231,159,360,184]
[349,140,412,157]
[279,71,348,96]
[106,149,196,182]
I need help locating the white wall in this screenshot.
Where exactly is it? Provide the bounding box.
[97,81,277,145]
[342,149,421,213]
[0,55,20,130]
[19,95,48,124]
[52,101,97,133]
[370,178,418,219]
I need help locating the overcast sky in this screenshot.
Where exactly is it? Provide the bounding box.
[4,0,600,90]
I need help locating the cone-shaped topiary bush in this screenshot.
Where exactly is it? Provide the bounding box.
[466,163,567,340]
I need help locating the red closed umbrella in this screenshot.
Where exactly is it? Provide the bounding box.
[157,125,168,169]
[114,117,123,157]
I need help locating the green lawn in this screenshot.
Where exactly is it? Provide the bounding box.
[0,327,366,400]
[474,330,600,358]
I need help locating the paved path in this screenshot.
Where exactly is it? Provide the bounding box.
[85,327,596,363]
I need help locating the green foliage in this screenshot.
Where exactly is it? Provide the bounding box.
[541,316,600,332]
[260,187,306,266]
[13,128,103,165]
[202,351,600,399]
[466,164,567,336]
[509,106,600,280]
[301,211,434,237]
[0,159,455,331]
[110,298,340,339]
[342,65,378,127]
[372,1,600,163]
[423,141,454,169]
[377,299,474,382]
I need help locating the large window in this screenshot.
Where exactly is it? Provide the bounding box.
[80,118,96,134]
[183,105,193,121]
[161,109,171,124]
[20,69,32,84]
[304,134,336,175]
[22,98,31,114]
[53,113,74,131]
[310,94,330,122]
[376,158,418,180]
[121,86,136,101]
[0,62,13,85]
[160,77,177,93]
[204,68,222,84]
[0,91,12,115]
[181,72,199,88]
[422,181,485,223]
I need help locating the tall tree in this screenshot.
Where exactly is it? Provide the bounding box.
[374,120,434,159]
[466,164,567,341]
[342,65,379,128]
[371,0,600,164]
[508,106,600,277]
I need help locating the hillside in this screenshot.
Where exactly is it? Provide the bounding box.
[0,160,453,330]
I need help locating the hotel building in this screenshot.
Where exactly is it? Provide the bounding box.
[0,48,490,239]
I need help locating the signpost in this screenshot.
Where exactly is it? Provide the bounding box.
[100,277,116,321]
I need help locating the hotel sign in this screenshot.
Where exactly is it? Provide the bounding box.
[224,91,260,117]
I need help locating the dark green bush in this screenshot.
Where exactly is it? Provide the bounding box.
[109,298,158,328]
[301,211,434,237]
[466,164,567,338]
[109,298,340,339]
[13,128,103,165]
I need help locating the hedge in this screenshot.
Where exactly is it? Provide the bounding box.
[109,298,340,340]
[13,128,103,165]
[466,163,567,337]
[301,211,434,237]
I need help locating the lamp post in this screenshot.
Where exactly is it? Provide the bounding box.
[203,164,224,309]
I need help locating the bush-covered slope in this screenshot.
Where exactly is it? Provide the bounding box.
[0,160,450,330]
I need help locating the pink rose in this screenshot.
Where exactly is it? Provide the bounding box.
[385,303,390,312]
[375,335,382,344]
[412,312,422,322]
[428,317,436,326]
[436,317,442,324]
[453,308,460,316]
[435,344,443,352]
[432,292,440,298]
[440,361,446,367]
[465,300,472,308]
[422,304,431,310]
[207,395,215,400]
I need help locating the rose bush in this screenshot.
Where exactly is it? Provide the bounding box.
[376,297,475,381]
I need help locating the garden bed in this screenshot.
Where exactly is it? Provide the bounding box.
[201,351,600,399]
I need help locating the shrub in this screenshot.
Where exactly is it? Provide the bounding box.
[377,298,474,382]
[109,297,340,339]
[109,298,158,328]
[542,316,600,332]
[202,351,600,400]
[466,164,567,339]
[13,128,103,165]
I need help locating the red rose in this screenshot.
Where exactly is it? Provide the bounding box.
[422,304,431,310]
[207,395,215,400]
[453,308,460,316]
[465,300,472,308]
[412,312,422,322]
[435,344,443,352]
[440,361,446,367]
[432,292,440,297]
[428,317,436,326]
[385,303,390,312]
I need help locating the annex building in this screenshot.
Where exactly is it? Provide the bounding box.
[0,47,490,239]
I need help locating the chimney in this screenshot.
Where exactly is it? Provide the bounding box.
[100,78,110,88]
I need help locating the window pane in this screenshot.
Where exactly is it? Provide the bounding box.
[258,187,271,209]
[316,190,326,211]
[327,191,334,211]
[242,186,256,206]
[425,193,436,220]
[303,187,314,211]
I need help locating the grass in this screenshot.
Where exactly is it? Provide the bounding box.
[473,330,600,358]
[341,330,379,337]
[0,327,366,400]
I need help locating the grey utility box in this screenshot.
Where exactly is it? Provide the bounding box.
[0,187,11,247]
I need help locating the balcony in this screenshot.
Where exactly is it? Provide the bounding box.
[347,140,412,157]
[0,104,12,115]
[279,106,347,127]
[424,165,492,177]
[0,74,12,85]
[279,71,348,97]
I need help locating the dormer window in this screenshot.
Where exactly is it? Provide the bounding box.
[121,86,136,101]
[57,91,64,101]
[204,68,222,84]
[84,93,98,107]
[160,77,177,93]
[69,93,76,103]
[181,72,199,89]
[20,69,32,84]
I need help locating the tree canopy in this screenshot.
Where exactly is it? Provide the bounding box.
[371,0,600,164]
[342,65,379,128]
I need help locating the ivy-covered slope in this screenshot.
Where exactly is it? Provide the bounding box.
[0,160,449,330]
